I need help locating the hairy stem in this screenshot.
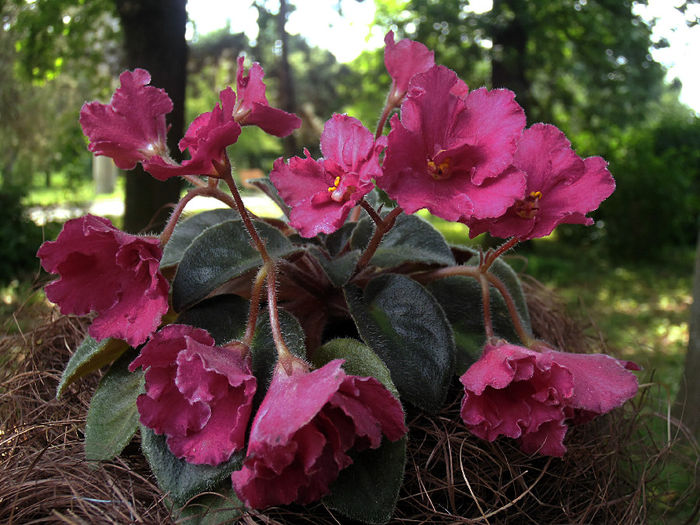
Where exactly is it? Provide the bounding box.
[354,207,403,273]
[479,273,495,339]
[159,185,240,247]
[481,237,519,271]
[417,265,533,347]
[217,162,271,264]
[359,198,383,226]
[243,265,268,347]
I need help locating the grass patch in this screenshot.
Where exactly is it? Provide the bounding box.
[24,171,125,208]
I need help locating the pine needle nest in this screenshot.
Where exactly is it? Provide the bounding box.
[1,279,698,524]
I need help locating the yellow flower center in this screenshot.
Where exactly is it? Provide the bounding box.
[514,191,543,219]
[427,158,452,180]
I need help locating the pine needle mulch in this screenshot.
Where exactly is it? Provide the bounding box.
[1,281,698,524]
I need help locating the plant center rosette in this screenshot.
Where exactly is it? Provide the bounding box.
[40,31,637,524]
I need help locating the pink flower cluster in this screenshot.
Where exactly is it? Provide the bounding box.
[460,341,639,456]
[80,58,300,180]
[37,30,638,517]
[269,32,615,241]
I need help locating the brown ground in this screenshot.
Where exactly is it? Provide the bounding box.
[1,281,697,524]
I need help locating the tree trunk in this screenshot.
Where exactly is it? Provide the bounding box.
[115,0,187,234]
[674,226,700,440]
[490,0,532,119]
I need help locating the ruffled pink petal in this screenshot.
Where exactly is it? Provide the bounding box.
[38,215,168,347]
[384,30,435,102]
[235,57,301,137]
[544,350,639,415]
[130,326,256,465]
[79,69,172,170]
[519,419,568,457]
[270,115,379,237]
[320,114,376,179]
[137,367,210,437]
[457,87,526,185]
[232,359,406,509]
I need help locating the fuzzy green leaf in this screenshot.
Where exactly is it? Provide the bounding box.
[249,307,307,406]
[172,219,295,312]
[428,275,532,375]
[371,214,455,268]
[324,438,406,525]
[308,246,361,287]
[161,209,240,269]
[141,426,243,506]
[56,336,129,399]
[173,488,244,525]
[248,177,291,217]
[345,274,456,413]
[314,338,406,524]
[312,338,398,397]
[176,294,250,345]
[84,349,143,461]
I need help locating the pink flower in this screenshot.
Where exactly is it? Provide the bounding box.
[269,114,383,237]
[144,87,242,180]
[37,215,168,347]
[465,124,616,240]
[459,341,639,456]
[233,56,301,137]
[129,325,257,466]
[79,69,172,171]
[80,69,243,181]
[231,359,407,509]
[378,65,527,222]
[384,31,435,105]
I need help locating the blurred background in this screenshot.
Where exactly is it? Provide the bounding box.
[1,0,699,516]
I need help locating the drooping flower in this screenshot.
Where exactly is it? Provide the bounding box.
[129,324,257,466]
[233,56,302,137]
[384,30,435,105]
[144,87,242,180]
[231,358,406,509]
[459,341,639,456]
[80,62,300,181]
[37,214,168,347]
[79,69,172,171]
[465,123,616,240]
[378,65,527,222]
[270,114,383,237]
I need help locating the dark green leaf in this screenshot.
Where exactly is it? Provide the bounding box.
[172,220,295,312]
[369,214,455,268]
[426,276,509,374]
[325,221,359,256]
[324,438,406,524]
[56,336,129,398]
[345,274,456,413]
[312,338,398,397]
[247,177,291,217]
[176,294,250,345]
[84,349,143,461]
[161,209,240,269]
[487,257,532,329]
[314,338,406,524]
[349,217,375,251]
[308,246,360,287]
[174,488,244,525]
[140,426,243,506]
[250,307,306,406]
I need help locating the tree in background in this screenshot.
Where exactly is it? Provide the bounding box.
[115,0,187,233]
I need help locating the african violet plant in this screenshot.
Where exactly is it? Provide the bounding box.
[39,32,640,523]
